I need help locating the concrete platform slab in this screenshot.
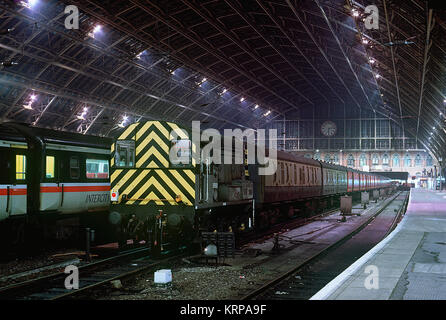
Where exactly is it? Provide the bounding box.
[312,188,446,300]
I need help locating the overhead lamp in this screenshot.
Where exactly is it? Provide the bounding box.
[0,28,15,35]
[264,110,271,116]
[1,61,18,67]
[443,99,446,103]
[23,102,33,110]
[77,107,88,120]
[136,51,145,59]
[254,104,259,109]
[362,38,369,45]
[88,24,102,38]
[369,58,375,64]
[352,9,359,17]
[240,97,245,102]
[19,0,38,8]
[375,74,381,79]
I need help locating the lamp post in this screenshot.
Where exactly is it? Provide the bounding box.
[439,157,443,190]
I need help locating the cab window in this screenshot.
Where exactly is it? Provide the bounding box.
[45,156,55,179]
[170,139,191,167]
[115,140,135,167]
[16,155,26,180]
[86,159,109,179]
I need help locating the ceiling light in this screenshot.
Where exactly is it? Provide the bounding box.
[375,74,381,79]
[23,102,33,110]
[88,25,102,38]
[93,25,102,33]
[254,104,259,109]
[240,97,245,102]
[19,0,38,8]
[0,28,15,35]
[369,58,375,64]
[264,110,271,117]
[362,38,369,44]
[352,10,359,17]
[1,61,18,67]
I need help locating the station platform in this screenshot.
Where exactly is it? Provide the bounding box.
[312,188,446,300]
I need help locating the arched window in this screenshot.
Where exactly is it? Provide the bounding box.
[392,154,400,167]
[359,154,367,166]
[304,153,312,159]
[333,154,339,165]
[382,154,390,165]
[324,154,331,163]
[426,155,433,166]
[347,154,355,167]
[414,154,422,166]
[314,152,321,160]
[404,154,411,167]
[372,154,379,165]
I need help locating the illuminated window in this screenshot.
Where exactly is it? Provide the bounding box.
[333,154,339,164]
[347,154,355,167]
[16,155,26,180]
[70,157,79,179]
[86,159,109,179]
[426,155,433,166]
[382,154,390,165]
[372,154,379,165]
[359,154,367,166]
[45,156,55,178]
[404,154,411,167]
[415,154,422,166]
[392,154,400,167]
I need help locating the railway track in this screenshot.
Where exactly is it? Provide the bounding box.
[0,246,187,300]
[238,201,363,247]
[240,191,409,300]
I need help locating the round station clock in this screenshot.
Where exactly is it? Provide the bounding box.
[321,121,337,137]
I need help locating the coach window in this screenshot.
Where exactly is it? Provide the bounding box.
[86,159,109,179]
[70,157,79,179]
[116,140,135,168]
[45,156,55,179]
[15,155,26,180]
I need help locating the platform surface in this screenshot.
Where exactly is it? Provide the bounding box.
[312,188,446,300]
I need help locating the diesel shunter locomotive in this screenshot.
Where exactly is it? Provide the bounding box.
[109,120,391,252]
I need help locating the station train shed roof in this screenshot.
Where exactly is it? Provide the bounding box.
[0,0,445,160]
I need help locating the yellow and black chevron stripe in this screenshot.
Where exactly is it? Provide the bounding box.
[111,168,195,206]
[113,121,197,169]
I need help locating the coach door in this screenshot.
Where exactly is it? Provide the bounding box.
[0,148,13,221]
[4,150,28,217]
